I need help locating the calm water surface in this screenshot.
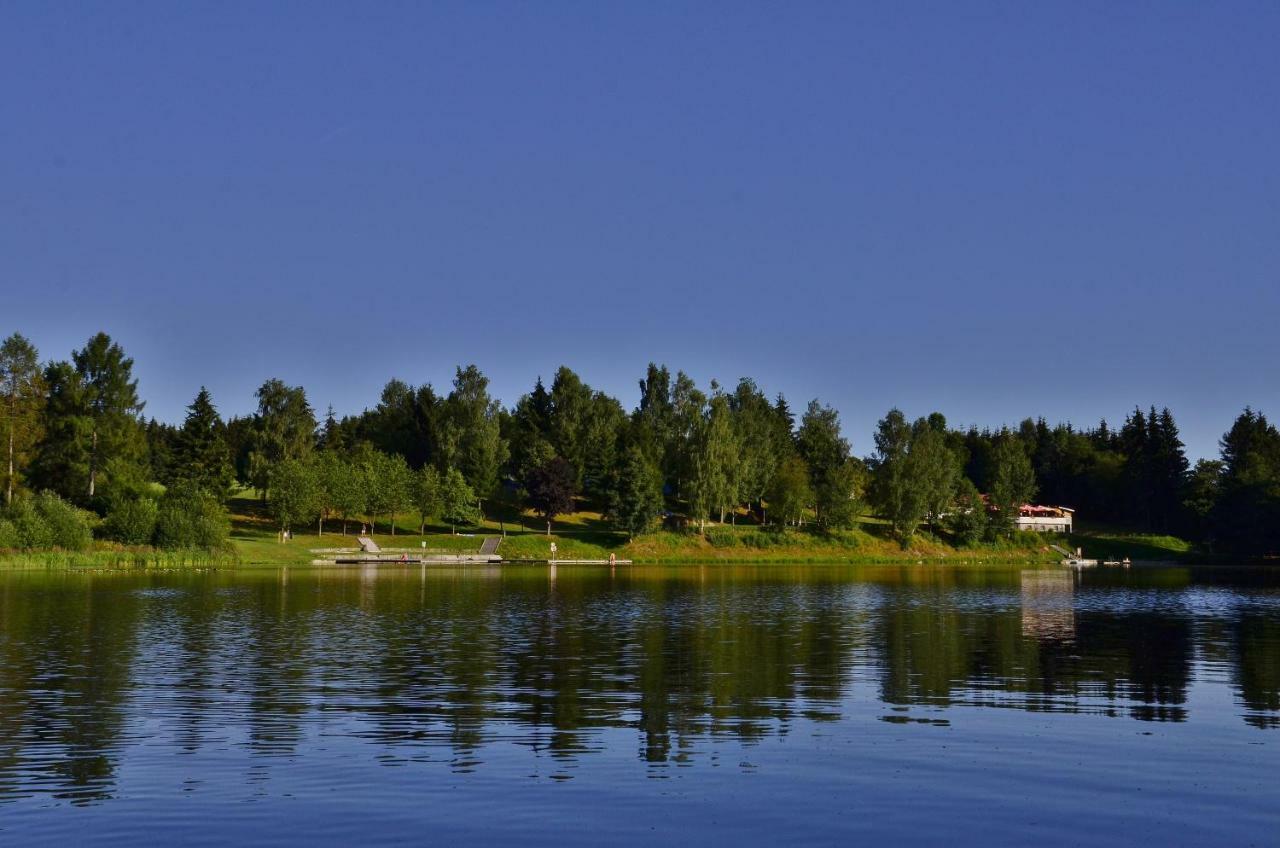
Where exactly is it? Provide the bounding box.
[1,563,1277,846]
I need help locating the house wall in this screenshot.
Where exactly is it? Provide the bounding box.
[1014,516,1073,533]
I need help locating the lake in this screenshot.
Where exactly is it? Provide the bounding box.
[1,563,1277,846]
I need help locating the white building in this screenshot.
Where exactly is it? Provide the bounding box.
[1013,505,1074,533]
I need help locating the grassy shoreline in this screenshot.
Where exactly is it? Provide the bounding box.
[0,493,1206,570]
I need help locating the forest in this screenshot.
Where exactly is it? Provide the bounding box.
[2,330,1279,557]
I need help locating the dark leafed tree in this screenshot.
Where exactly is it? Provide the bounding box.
[0,333,44,505]
[525,455,577,535]
[172,387,234,500]
[248,379,316,499]
[71,333,145,499]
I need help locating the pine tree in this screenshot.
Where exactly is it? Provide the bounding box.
[172,388,234,500]
[608,446,663,541]
[71,333,146,500]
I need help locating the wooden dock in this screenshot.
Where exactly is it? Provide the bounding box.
[310,538,628,567]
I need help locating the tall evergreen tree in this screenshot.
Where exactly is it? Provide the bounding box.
[71,333,146,499]
[29,362,90,500]
[172,387,234,499]
[608,446,664,541]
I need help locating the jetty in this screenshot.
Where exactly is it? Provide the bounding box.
[309,536,630,567]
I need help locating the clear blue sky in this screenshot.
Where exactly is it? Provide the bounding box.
[3,2,1277,460]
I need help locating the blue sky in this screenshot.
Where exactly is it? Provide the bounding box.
[3,1,1277,460]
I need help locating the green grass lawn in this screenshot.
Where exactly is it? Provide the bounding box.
[226,489,1064,565]
[1067,524,1197,561]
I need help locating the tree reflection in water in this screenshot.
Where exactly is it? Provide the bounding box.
[0,563,1276,801]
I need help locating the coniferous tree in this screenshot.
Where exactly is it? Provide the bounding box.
[29,362,91,500]
[71,333,146,500]
[172,388,234,500]
[633,363,674,481]
[608,446,663,541]
[1211,408,1280,554]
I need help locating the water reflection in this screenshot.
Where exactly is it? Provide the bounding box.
[0,564,1277,802]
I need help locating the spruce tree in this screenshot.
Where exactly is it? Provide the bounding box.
[609,446,663,541]
[173,387,234,500]
[71,333,146,500]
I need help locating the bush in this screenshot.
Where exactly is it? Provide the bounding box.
[0,492,94,551]
[705,528,739,548]
[154,482,231,551]
[0,518,19,550]
[102,497,159,545]
[738,530,784,549]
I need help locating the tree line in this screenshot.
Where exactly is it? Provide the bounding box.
[2,330,1279,555]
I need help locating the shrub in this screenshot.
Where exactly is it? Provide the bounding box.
[102,497,159,545]
[738,530,783,549]
[154,482,231,551]
[38,493,94,551]
[0,518,19,550]
[705,528,739,548]
[0,492,93,551]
